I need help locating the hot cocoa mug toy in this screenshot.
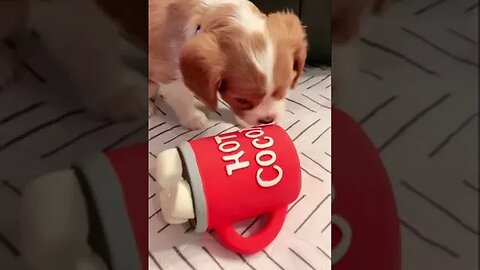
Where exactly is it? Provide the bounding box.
[157,124,302,254]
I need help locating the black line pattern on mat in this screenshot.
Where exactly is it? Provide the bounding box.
[286,109,295,115]
[301,152,331,173]
[465,2,479,13]
[149,251,163,270]
[318,94,331,101]
[316,246,331,260]
[359,96,398,124]
[0,109,84,151]
[401,180,479,235]
[241,216,261,236]
[428,112,478,157]
[299,75,316,85]
[1,179,21,196]
[0,101,45,125]
[149,152,157,158]
[21,60,47,84]
[219,99,230,108]
[149,193,156,200]
[285,120,300,132]
[157,224,170,234]
[155,105,166,116]
[360,37,439,76]
[414,0,446,15]
[400,219,459,257]
[174,247,196,269]
[294,194,331,233]
[359,68,384,81]
[236,253,256,270]
[312,127,330,144]
[149,122,166,131]
[288,194,306,213]
[307,74,331,89]
[149,172,157,181]
[301,166,324,182]
[301,94,331,109]
[321,222,331,233]
[103,123,146,151]
[401,27,479,67]
[446,28,478,45]
[149,208,162,219]
[149,125,181,141]
[462,180,479,192]
[202,247,225,270]
[189,122,221,141]
[41,122,113,158]
[292,119,321,142]
[289,248,316,270]
[262,250,286,270]
[286,98,316,113]
[379,93,451,152]
[0,233,20,257]
[164,129,192,144]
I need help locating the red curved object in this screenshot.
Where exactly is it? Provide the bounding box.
[215,207,287,254]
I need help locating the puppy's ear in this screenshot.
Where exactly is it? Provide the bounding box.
[180,33,224,110]
[267,11,308,89]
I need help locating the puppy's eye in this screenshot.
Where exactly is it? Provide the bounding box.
[235,98,249,105]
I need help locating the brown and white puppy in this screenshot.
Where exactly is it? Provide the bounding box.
[332,0,390,103]
[149,0,307,129]
[0,0,148,121]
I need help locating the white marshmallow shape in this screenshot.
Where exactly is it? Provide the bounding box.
[156,148,195,225]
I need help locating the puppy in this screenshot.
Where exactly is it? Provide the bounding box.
[0,0,148,121]
[332,0,390,103]
[149,0,307,129]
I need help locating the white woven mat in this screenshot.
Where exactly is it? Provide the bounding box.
[148,67,332,270]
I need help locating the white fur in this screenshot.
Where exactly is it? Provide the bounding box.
[160,79,209,130]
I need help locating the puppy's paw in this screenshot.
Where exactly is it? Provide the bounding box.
[180,110,209,130]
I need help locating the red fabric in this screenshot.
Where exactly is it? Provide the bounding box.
[188,124,301,253]
[105,144,148,270]
[332,109,400,270]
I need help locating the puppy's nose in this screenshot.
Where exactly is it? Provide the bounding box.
[258,117,274,125]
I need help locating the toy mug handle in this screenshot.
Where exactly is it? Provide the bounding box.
[215,207,287,254]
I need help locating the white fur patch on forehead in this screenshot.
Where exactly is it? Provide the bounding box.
[249,36,275,92]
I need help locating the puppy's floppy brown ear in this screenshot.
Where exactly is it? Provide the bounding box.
[267,11,308,89]
[180,33,224,110]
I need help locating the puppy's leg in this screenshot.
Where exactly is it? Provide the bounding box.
[160,80,208,130]
[29,0,146,121]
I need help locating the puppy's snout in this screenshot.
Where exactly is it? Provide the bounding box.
[258,116,275,125]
